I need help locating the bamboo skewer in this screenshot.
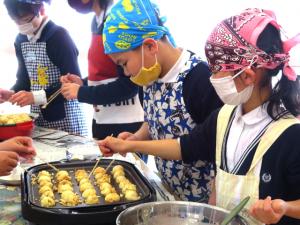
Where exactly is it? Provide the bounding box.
[41,89,61,109]
[105,159,116,173]
[35,155,59,172]
[88,134,114,178]
[88,157,102,178]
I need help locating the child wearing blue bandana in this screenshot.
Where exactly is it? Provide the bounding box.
[61,0,145,143]
[0,0,88,136]
[101,0,222,202]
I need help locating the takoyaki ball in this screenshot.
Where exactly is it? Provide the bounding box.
[39,185,53,195]
[85,195,99,205]
[79,178,90,186]
[105,193,120,203]
[75,169,87,177]
[119,179,131,189]
[82,188,97,199]
[115,175,127,184]
[40,196,56,207]
[125,190,140,201]
[75,170,88,181]
[99,182,112,191]
[38,175,51,184]
[58,183,73,193]
[93,167,106,175]
[101,187,116,196]
[112,165,124,174]
[38,170,51,178]
[95,174,111,184]
[121,183,137,192]
[55,170,71,182]
[40,190,55,199]
[94,172,105,181]
[82,188,96,198]
[113,170,125,179]
[39,180,53,189]
[76,174,88,182]
[61,191,80,206]
[57,179,72,187]
[79,182,94,192]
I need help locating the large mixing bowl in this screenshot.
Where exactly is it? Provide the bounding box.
[116,201,248,225]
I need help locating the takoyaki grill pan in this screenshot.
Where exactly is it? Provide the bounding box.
[21,159,156,225]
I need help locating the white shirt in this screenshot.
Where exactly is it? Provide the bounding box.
[226,104,272,172]
[95,11,105,28]
[158,49,191,83]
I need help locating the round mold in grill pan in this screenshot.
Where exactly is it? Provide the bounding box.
[21,159,157,225]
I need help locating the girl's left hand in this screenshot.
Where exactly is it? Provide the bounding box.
[249,196,287,224]
[9,91,34,107]
[61,83,80,100]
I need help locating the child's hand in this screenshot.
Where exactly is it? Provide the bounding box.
[60,74,83,85]
[98,136,129,157]
[0,151,18,176]
[9,91,34,107]
[118,132,139,141]
[0,136,36,159]
[0,88,14,103]
[249,196,287,224]
[61,83,80,100]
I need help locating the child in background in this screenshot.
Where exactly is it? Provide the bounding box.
[0,136,35,176]
[61,0,144,141]
[0,0,87,136]
[102,0,222,202]
[99,8,300,224]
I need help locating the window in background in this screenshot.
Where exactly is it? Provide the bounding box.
[0,0,299,126]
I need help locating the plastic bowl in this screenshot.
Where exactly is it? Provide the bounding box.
[0,120,34,140]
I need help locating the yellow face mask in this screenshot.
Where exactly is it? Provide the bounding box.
[130,46,161,86]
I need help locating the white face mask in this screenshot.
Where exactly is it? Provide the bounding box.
[17,16,42,36]
[210,68,254,105]
[18,22,36,35]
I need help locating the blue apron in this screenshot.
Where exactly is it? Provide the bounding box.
[144,53,214,202]
[21,41,87,136]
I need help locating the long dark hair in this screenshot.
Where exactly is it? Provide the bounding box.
[257,24,300,119]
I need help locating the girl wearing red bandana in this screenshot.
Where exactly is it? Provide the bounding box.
[99,8,300,224]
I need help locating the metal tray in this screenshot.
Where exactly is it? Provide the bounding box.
[21,159,156,225]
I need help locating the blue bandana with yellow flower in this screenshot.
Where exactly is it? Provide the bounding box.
[103,0,175,54]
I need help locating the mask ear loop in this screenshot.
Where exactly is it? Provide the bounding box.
[140,42,159,69]
[232,55,258,79]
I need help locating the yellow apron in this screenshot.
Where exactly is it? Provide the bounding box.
[215,105,299,224]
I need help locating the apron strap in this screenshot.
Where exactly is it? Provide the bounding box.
[216,105,236,167]
[249,115,300,172]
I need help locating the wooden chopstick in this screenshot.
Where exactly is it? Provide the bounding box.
[41,89,61,109]
[35,155,59,172]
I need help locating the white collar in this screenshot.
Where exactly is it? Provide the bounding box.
[27,17,50,43]
[234,104,271,126]
[95,11,105,27]
[158,49,190,83]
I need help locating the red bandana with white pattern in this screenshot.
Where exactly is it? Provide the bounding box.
[205,8,300,81]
